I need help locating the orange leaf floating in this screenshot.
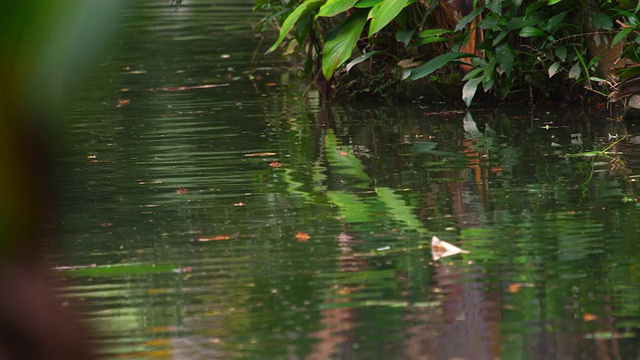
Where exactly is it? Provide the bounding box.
[508,283,521,293]
[431,236,469,261]
[269,161,282,168]
[116,99,130,107]
[198,235,232,242]
[583,313,598,322]
[176,187,189,195]
[295,231,310,242]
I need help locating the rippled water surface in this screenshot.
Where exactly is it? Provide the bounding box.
[56,1,640,359]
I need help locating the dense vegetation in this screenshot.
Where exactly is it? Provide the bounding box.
[255,0,640,106]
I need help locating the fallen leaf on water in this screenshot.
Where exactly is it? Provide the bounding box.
[244,152,276,157]
[116,99,130,107]
[198,235,232,242]
[269,161,282,168]
[583,313,598,322]
[508,283,521,293]
[176,187,189,195]
[233,202,246,207]
[431,236,469,261]
[265,82,278,86]
[148,83,230,92]
[295,231,310,242]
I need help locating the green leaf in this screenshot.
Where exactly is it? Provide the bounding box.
[519,26,545,37]
[568,62,581,79]
[591,12,613,30]
[395,29,415,46]
[524,0,550,19]
[268,0,325,53]
[346,50,382,72]
[612,27,634,47]
[486,0,502,15]
[496,42,515,76]
[368,0,410,37]
[403,52,472,80]
[547,0,562,4]
[463,78,482,107]
[548,62,561,78]
[354,0,383,7]
[555,45,567,61]
[317,0,358,18]
[543,10,568,32]
[482,57,496,91]
[455,8,483,32]
[418,28,452,38]
[322,11,368,79]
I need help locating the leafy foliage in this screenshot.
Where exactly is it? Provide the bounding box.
[257,0,640,105]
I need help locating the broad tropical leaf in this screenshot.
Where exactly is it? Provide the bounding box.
[403,52,472,80]
[323,11,368,79]
[495,42,515,76]
[317,0,358,18]
[368,0,410,37]
[346,50,382,73]
[268,0,325,53]
[462,77,482,107]
[354,0,384,8]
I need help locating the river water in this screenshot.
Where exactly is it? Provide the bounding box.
[55,1,640,359]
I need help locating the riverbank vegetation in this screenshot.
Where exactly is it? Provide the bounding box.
[255,0,640,107]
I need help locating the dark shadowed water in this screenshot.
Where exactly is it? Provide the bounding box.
[55,1,640,359]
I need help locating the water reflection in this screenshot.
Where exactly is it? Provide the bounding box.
[56,1,640,359]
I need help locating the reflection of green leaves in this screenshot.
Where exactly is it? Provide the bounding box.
[326,190,375,223]
[376,187,426,233]
[325,129,370,184]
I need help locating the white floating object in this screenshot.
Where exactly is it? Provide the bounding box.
[431,236,469,261]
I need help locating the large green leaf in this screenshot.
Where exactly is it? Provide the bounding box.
[496,42,515,76]
[355,0,384,7]
[346,50,382,72]
[267,0,325,53]
[322,11,368,79]
[317,0,358,18]
[368,0,409,37]
[462,77,482,107]
[403,52,472,80]
[454,8,483,32]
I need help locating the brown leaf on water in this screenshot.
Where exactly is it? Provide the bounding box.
[198,235,232,242]
[431,236,469,261]
[116,99,130,107]
[233,202,246,207]
[176,187,189,195]
[508,283,521,293]
[269,161,282,168]
[295,231,310,242]
[265,82,278,87]
[583,313,598,322]
[244,152,276,157]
